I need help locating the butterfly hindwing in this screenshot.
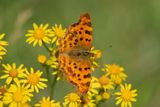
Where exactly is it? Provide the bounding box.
[59,54,91,94]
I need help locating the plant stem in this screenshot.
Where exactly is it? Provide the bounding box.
[42,41,57,98]
[46,67,51,86]
[50,74,57,99]
[43,42,50,52]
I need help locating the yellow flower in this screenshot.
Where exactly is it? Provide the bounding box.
[52,24,66,38]
[98,75,114,91]
[101,92,110,100]
[95,95,102,102]
[114,76,123,85]
[0,33,8,60]
[26,23,53,47]
[51,24,66,45]
[47,55,61,80]
[90,47,102,59]
[82,95,96,107]
[0,92,2,99]
[47,56,58,69]
[95,92,111,102]
[0,100,3,107]
[0,85,7,96]
[63,93,81,107]
[88,76,113,97]
[87,77,101,96]
[35,97,61,107]
[0,63,25,86]
[21,68,48,93]
[115,83,138,107]
[3,84,33,107]
[0,92,3,107]
[21,103,31,107]
[105,64,127,84]
[0,34,8,51]
[90,47,102,71]
[38,54,47,64]
[0,85,7,107]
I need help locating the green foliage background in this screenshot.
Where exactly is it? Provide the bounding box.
[0,0,160,107]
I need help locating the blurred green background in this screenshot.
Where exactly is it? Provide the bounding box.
[0,0,160,107]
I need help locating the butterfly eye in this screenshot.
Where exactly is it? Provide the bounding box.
[82,51,89,56]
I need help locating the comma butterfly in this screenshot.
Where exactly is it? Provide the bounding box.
[58,13,93,94]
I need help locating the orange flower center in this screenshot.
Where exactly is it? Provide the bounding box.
[99,76,109,86]
[54,27,65,38]
[108,65,122,75]
[9,69,18,78]
[34,28,45,39]
[13,91,23,102]
[121,90,132,101]
[114,77,122,84]
[0,87,7,95]
[38,55,47,64]
[68,93,80,102]
[27,73,40,85]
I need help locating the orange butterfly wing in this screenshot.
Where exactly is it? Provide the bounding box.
[59,13,92,53]
[59,13,92,94]
[59,55,91,94]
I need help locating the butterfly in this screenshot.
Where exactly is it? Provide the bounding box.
[58,13,93,94]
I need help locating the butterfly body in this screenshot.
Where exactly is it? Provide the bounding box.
[58,13,93,94]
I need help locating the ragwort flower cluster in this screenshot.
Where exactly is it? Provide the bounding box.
[0,21,137,107]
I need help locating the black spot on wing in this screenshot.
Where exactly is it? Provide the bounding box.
[86,82,90,86]
[83,74,91,78]
[85,30,92,35]
[77,74,80,77]
[74,66,77,69]
[80,37,83,41]
[83,22,91,27]
[67,67,73,73]
[84,67,88,71]
[79,68,82,71]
